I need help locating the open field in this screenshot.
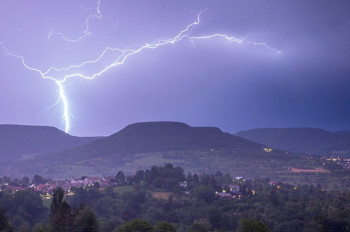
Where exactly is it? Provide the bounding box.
[288,167,331,173]
[113,185,134,194]
[152,191,172,200]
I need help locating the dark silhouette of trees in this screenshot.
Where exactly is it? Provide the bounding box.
[0,207,13,232]
[133,170,145,183]
[94,182,100,188]
[116,219,153,232]
[3,164,350,231]
[154,221,176,232]
[33,175,45,185]
[144,164,185,191]
[50,187,100,232]
[50,187,71,232]
[192,185,216,204]
[116,171,126,186]
[21,177,30,186]
[74,207,99,232]
[237,219,270,232]
[189,223,208,232]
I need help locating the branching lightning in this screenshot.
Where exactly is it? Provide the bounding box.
[48,0,102,42]
[0,11,282,133]
[186,34,282,54]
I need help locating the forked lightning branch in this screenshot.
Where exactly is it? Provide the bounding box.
[0,8,281,133]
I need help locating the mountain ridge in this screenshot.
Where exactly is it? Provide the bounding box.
[13,121,294,178]
[0,124,101,161]
[3,122,344,179]
[37,121,266,163]
[236,127,350,156]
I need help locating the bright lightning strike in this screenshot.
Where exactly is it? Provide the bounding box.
[186,34,282,54]
[0,12,282,133]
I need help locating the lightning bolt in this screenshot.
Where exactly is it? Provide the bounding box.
[0,12,282,133]
[186,34,282,54]
[48,0,103,42]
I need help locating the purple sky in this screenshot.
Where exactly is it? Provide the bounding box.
[0,0,350,136]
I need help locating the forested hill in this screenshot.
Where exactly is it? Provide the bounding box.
[236,127,350,156]
[99,121,265,153]
[38,121,267,163]
[0,124,100,161]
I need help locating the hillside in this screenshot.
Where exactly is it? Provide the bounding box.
[23,121,300,178]
[37,122,266,162]
[0,124,100,161]
[236,128,350,156]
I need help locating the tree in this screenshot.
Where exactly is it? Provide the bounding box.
[154,221,176,232]
[215,171,223,177]
[269,189,280,207]
[189,223,208,232]
[12,190,46,226]
[116,219,153,232]
[0,207,13,232]
[164,163,174,169]
[2,176,11,184]
[94,182,100,188]
[74,208,99,232]
[116,171,126,186]
[33,175,44,185]
[193,174,200,184]
[134,170,145,183]
[144,164,185,191]
[192,185,215,204]
[187,173,193,183]
[237,219,270,232]
[50,187,71,232]
[21,177,30,186]
[33,223,51,232]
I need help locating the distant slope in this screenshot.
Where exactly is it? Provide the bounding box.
[236,128,350,156]
[39,121,266,163]
[24,121,295,178]
[0,125,100,160]
[2,123,343,182]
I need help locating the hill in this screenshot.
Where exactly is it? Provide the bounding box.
[23,121,301,178]
[43,121,265,162]
[236,128,350,156]
[0,124,100,161]
[0,122,348,191]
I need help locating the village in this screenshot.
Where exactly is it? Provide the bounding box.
[0,173,253,201]
[3,155,347,201]
[0,176,116,195]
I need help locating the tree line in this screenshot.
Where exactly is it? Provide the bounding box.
[1,164,350,231]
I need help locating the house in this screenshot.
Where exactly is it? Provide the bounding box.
[231,189,243,198]
[100,180,115,187]
[178,181,188,188]
[71,179,84,184]
[83,177,101,186]
[229,184,240,192]
[269,181,277,186]
[88,177,101,183]
[216,192,232,198]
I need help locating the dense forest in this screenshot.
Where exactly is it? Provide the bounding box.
[1,164,350,231]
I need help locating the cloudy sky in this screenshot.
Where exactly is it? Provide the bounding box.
[0,0,349,136]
